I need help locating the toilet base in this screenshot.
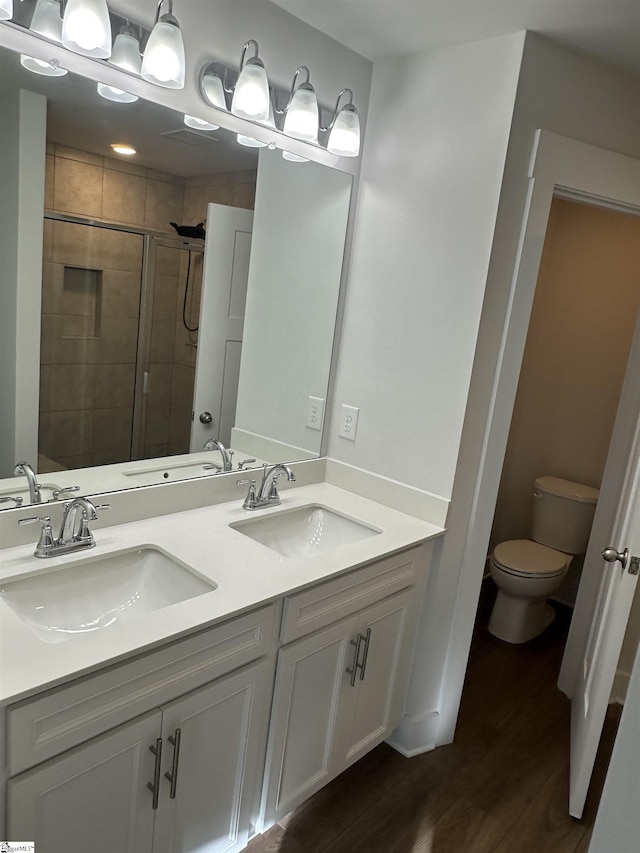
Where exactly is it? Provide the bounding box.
[488,590,556,644]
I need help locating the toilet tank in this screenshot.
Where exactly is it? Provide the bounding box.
[531,476,600,554]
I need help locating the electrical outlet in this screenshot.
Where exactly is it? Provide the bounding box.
[339,404,359,441]
[306,396,325,431]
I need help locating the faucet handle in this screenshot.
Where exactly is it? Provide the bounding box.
[0,496,24,507]
[51,486,80,501]
[237,458,257,471]
[203,463,222,473]
[236,478,258,510]
[19,515,55,555]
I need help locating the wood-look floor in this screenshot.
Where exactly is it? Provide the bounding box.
[246,584,621,853]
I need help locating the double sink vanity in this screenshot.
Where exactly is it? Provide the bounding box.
[0,460,444,853]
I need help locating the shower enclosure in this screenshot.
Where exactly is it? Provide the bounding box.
[39,214,204,472]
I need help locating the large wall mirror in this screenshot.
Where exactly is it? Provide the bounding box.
[0,35,353,509]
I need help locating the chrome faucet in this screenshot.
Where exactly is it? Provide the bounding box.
[204,439,234,472]
[14,461,42,504]
[19,497,110,558]
[237,463,296,511]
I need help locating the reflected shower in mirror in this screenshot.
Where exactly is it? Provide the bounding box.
[0,39,353,506]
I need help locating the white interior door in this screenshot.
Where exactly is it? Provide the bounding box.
[566,338,640,817]
[190,203,253,451]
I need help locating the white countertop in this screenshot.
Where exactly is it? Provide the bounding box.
[0,482,444,705]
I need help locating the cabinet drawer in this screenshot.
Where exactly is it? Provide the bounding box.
[8,603,279,775]
[280,545,428,643]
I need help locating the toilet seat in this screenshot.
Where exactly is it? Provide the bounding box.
[492,539,569,579]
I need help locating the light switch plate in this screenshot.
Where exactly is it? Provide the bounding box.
[339,404,359,441]
[306,396,324,431]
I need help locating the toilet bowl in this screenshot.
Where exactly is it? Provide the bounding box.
[488,539,571,643]
[488,476,599,644]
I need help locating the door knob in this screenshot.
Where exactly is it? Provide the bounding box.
[199,411,213,424]
[602,547,629,569]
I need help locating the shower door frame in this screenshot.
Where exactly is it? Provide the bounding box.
[131,234,204,460]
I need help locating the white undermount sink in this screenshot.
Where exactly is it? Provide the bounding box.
[0,546,216,643]
[230,505,381,558]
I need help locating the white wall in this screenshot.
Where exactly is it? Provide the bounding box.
[235,149,352,454]
[327,32,525,500]
[433,34,640,745]
[0,89,46,478]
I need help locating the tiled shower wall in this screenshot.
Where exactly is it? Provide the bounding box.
[39,143,256,469]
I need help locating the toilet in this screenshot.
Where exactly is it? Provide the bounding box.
[488,476,599,644]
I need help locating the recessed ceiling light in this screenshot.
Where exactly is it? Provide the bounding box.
[110,143,136,156]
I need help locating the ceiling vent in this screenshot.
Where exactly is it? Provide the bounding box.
[161,128,220,145]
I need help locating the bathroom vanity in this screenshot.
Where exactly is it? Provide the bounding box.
[0,472,443,852]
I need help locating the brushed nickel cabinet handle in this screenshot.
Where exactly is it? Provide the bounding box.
[346,633,364,687]
[359,628,372,681]
[164,728,182,799]
[147,737,163,810]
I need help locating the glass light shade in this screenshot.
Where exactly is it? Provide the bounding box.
[97,83,138,103]
[231,59,270,121]
[0,0,12,21]
[283,84,319,143]
[110,30,141,74]
[202,73,227,110]
[327,105,360,157]
[61,0,112,59]
[20,55,67,76]
[141,16,185,89]
[185,114,219,131]
[282,151,309,163]
[237,134,267,148]
[30,0,63,41]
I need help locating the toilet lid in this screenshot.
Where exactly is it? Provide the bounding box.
[493,539,568,577]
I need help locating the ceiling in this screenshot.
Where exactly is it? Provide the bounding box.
[270,0,640,79]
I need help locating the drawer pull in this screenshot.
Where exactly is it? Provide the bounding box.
[164,728,182,799]
[147,737,163,810]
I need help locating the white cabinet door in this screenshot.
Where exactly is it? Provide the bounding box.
[339,589,415,767]
[263,589,420,825]
[263,617,355,820]
[7,711,160,853]
[154,660,272,853]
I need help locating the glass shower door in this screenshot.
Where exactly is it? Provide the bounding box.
[39,217,144,472]
[131,236,204,460]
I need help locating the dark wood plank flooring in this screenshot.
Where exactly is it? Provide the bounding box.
[246,584,621,853]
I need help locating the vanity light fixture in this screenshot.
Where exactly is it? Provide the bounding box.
[280,66,319,144]
[282,151,309,163]
[322,88,360,158]
[236,98,276,148]
[61,0,112,59]
[20,54,67,75]
[0,0,12,21]
[141,0,185,89]
[230,39,270,121]
[184,114,219,131]
[201,71,226,110]
[97,24,141,103]
[30,0,63,40]
[110,142,136,155]
[21,0,68,76]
